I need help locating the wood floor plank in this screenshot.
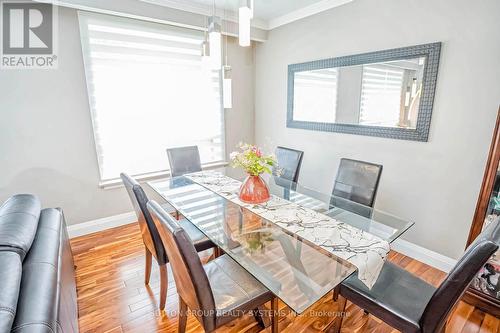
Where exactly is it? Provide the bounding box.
[71,223,500,333]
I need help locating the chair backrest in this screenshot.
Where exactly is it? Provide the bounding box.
[120,173,166,265]
[147,200,217,331]
[274,146,304,183]
[167,146,202,177]
[420,219,500,333]
[331,158,383,217]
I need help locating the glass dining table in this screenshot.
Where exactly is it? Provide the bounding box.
[148,168,413,315]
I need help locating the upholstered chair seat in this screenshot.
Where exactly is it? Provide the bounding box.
[203,255,273,327]
[341,261,436,333]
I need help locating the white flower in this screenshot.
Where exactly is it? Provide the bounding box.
[230,151,238,160]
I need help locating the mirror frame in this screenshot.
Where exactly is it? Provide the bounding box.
[287,42,441,141]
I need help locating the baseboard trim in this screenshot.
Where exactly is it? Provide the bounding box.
[67,211,137,238]
[392,238,457,273]
[68,211,458,272]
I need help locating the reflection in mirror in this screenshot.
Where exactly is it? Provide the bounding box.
[294,68,338,123]
[293,57,426,129]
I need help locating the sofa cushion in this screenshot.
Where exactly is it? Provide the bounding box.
[0,252,22,333]
[0,194,40,259]
[11,209,62,333]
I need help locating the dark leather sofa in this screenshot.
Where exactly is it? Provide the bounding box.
[0,194,78,333]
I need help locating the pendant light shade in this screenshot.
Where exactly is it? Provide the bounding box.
[201,15,211,68]
[208,16,222,69]
[238,6,251,47]
[223,66,232,109]
[201,40,211,68]
[201,40,210,57]
[249,0,254,18]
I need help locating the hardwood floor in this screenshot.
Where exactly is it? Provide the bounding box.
[71,223,499,333]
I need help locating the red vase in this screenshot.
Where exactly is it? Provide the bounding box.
[239,175,271,204]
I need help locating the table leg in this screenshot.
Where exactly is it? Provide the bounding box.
[271,297,279,333]
[325,287,347,333]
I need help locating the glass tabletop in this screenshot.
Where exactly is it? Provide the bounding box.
[148,168,414,314]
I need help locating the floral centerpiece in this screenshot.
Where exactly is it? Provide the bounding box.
[230,143,277,204]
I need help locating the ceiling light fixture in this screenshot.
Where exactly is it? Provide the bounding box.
[223,65,232,109]
[222,10,233,109]
[249,0,254,18]
[239,0,252,47]
[208,0,222,69]
[222,8,232,109]
[201,17,210,67]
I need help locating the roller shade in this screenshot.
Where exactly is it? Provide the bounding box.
[78,11,224,181]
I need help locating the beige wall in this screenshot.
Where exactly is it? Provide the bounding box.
[254,0,500,259]
[2,0,500,260]
[0,7,255,225]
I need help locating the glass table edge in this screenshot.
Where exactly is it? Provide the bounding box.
[387,220,415,243]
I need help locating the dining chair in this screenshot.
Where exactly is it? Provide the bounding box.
[274,146,304,183]
[331,219,500,333]
[147,200,279,333]
[331,158,383,218]
[120,173,215,310]
[167,146,202,177]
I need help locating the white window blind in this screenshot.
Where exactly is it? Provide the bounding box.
[359,64,404,127]
[78,12,224,181]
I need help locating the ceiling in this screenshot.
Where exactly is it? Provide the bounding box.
[141,0,353,30]
[192,0,328,21]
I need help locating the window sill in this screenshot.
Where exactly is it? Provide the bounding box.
[99,161,229,190]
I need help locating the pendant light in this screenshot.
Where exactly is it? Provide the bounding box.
[239,0,252,47]
[249,0,254,18]
[223,65,232,109]
[201,17,211,68]
[222,9,232,109]
[208,0,222,69]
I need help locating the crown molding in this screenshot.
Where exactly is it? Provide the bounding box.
[40,0,353,32]
[138,0,270,30]
[268,0,353,30]
[138,0,354,31]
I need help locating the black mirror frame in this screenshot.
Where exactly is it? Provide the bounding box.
[287,42,441,142]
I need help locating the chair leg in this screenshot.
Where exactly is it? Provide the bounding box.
[178,296,188,333]
[159,265,168,310]
[144,248,152,285]
[270,297,279,333]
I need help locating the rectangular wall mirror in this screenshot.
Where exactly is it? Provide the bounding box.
[287,43,441,141]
